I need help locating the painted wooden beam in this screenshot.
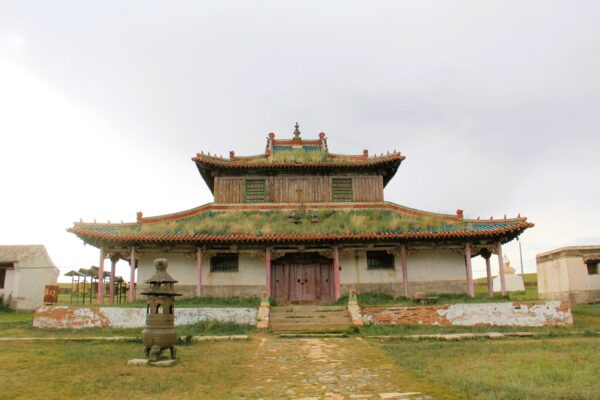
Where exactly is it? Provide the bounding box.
[497,242,507,296]
[400,244,409,298]
[98,248,105,304]
[464,242,475,298]
[484,254,493,297]
[109,256,118,304]
[265,247,271,296]
[196,247,203,296]
[333,245,341,300]
[128,247,136,302]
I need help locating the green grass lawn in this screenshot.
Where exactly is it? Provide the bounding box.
[378,337,600,399]
[0,339,258,400]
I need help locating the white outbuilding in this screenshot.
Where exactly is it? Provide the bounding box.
[0,245,60,310]
[537,246,600,304]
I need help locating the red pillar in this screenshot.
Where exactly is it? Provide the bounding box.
[497,242,507,296]
[265,247,271,296]
[484,254,493,297]
[333,246,341,300]
[128,246,136,302]
[464,242,475,298]
[400,244,409,298]
[196,247,203,296]
[109,255,118,304]
[98,247,105,304]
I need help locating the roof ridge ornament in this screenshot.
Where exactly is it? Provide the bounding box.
[293,122,301,139]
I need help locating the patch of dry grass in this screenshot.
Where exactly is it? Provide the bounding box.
[131,209,456,237]
[0,340,257,399]
[381,337,600,399]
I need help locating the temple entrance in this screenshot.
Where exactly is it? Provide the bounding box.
[271,253,334,304]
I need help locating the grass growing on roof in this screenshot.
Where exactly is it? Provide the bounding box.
[127,209,457,237]
[269,148,330,163]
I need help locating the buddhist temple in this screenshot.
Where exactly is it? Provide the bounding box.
[68,124,533,304]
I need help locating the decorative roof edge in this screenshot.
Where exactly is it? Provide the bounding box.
[72,201,530,227]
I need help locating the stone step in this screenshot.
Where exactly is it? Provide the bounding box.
[269,322,352,331]
[269,316,352,324]
[269,311,350,319]
[271,305,347,313]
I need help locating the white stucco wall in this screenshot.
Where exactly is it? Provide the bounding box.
[538,256,600,294]
[537,253,600,302]
[137,252,266,288]
[137,248,467,295]
[339,249,465,285]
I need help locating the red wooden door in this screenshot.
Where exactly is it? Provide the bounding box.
[271,254,334,304]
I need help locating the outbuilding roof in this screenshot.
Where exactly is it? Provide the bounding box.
[0,245,58,270]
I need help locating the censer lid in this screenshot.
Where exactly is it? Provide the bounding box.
[144,258,178,284]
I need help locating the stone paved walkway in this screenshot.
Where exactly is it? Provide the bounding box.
[233,336,433,400]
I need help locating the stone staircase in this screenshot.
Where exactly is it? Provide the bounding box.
[269,305,352,332]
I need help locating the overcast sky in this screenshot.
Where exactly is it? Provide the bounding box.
[1,1,598,282]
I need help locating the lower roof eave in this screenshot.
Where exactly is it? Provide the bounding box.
[71,224,532,250]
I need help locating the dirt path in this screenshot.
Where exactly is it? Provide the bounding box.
[232,335,434,400]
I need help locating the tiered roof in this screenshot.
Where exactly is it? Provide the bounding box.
[68,125,533,247]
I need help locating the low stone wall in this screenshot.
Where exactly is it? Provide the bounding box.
[362,301,573,327]
[32,306,257,329]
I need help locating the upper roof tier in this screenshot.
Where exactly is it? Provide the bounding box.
[193,124,405,192]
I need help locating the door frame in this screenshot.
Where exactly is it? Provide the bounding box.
[270,252,335,305]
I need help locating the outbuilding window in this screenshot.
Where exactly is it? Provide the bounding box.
[0,263,13,289]
[367,251,395,270]
[587,262,599,275]
[210,253,239,272]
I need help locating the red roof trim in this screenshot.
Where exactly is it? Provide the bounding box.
[192,152,405,169]
[68,221,534,244]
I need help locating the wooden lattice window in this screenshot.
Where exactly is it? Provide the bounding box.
[210,253,239,273]
[587,262,599,275]
[367,251,395,270]
[245,179,266,203]
[332,178,353,202]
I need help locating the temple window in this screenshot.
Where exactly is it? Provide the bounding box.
[169,305,173,314]
[367,250,395,270]
[146,304,150,314]
[587,262,599,275]
[157,304,164,314]
[245,179,266,203]
[332,178,353,202]
[210,253,239,272]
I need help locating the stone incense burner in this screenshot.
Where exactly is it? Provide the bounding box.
[141,258,181,360]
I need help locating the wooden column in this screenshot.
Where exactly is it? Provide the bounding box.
[98,247,105,304]
[265,247,271,296]
[333,246,341,300]
[464,242,475,298]
[196,248,203,296]
[128,247,136,302]
[109,255,118,304]
[497,242,507,296]
[400,244,409,298]
[484,253,493,297]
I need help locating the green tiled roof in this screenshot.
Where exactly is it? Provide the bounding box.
[68,204,532,245]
